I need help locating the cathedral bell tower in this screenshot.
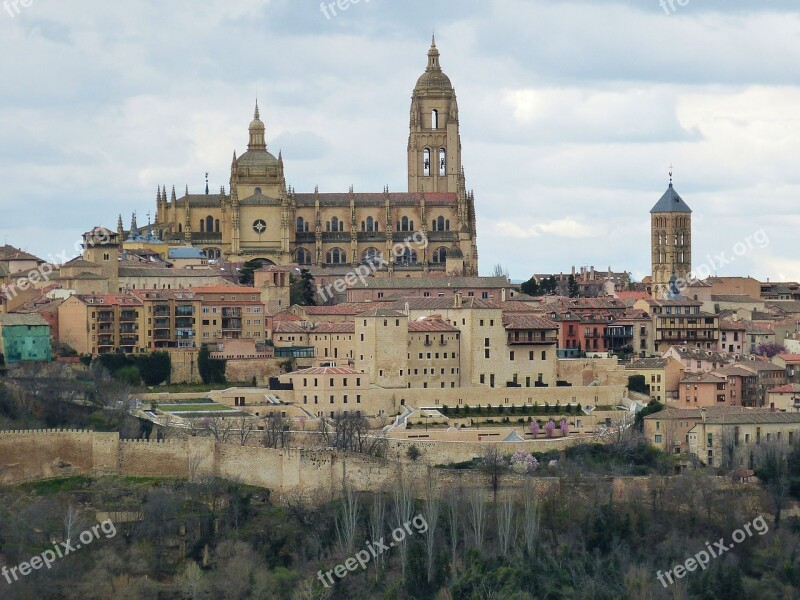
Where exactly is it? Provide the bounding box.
[408,37,462,194]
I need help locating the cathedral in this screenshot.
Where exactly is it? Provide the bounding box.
[152,38,479,276]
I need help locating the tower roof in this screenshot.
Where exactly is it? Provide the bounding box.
[651,183,692,214]
[414,37,453,94]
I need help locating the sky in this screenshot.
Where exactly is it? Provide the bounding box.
[0,0,798,283]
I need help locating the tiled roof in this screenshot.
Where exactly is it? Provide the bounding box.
[0,245,42,262]
[768,384,800,394]
[189,286,260,294]
[351,276,509,290]
[293,192,457,208]
[705,411,800,425]
[386,297,497,311]
[408,318,460,333]
[713,365,759,378]
[627,358,669,369]
[503,314,558,330]
[0,313,49,327]
[650,184,692,214]
[118,267,220,278]
[301,303,371,315]
[357,308,407,318]
[734,360,787,372]
[681,372,726,384]
[776,354,800,362]
[75,294,143,307]
[643,406,751,420]
[311,322,356,333]
[711,295,762,303]
[292,366,363,375]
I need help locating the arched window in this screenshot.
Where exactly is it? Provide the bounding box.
[445,219,450,231]
[433,247,448,263]
[366,216,375,232]
[329,217,340,232]
[436,216,445,231]
[397,248,418,266]
[254,187,262,195]
[326,247,346,265]
[423,149,431,177]
[200,220,205,233]
[439,148,446,176]
[215,219,220,233]
[410,220,414,232]
[178,224,183,233]
[297,217,306,233]
[296,248,312,265]
[206,216,214,234]
[432,109,438,129]
[361,247,380,263]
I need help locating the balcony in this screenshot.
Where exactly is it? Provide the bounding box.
[222,319,242,331]
[175,305,195,317]
[507,334,558,345]
[120,312,138,322]
[98,313,114,323]
[154,332,172,341]
[154,306,171,317]
[175,317,194,328]
[221,308,242,318]
[119,324,138,334]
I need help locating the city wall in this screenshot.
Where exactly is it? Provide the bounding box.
[0,429,663,503]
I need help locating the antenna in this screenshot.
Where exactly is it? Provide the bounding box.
[669,164,673,185]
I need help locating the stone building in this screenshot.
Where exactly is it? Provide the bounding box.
[651,178,692,299]
[152,39,478,275]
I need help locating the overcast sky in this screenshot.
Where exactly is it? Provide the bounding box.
[1,0,798,282]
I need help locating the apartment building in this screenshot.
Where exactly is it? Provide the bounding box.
[407,317,461,389]
[58,294,145,355]
[635,298,719,353]
[130,290,202,350]
[626,357,684,403]
[191,286,265,342]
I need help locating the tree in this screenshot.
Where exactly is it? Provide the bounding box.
[481,445,506,499]
[290,269,317,306]
[568,274,579,298]
[138,351,171,386]
[755,343,787,358]
[198,345,226,385]
[423,473,440,584]
[545,419,556,438]
[560,418,569,437]
[238,259,266,285]
[520,277,541,297]
[627,375,649,395]
[491,264,510,279]
[262,413,292,449]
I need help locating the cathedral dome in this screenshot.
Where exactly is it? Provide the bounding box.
[236,149,279,169]
[414,36,454,94]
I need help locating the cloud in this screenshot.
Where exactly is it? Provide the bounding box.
[491,218,595,239]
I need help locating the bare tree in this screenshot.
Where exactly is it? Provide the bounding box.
[262,413,292,449]
[368,490,387,581]
[319,411,386,456]
[446,488,461,575]
[202,416,235,443]
[392,474,415,581]
[175,561,209,600]
[63,503,85,542]
[481,445,506,500]
[335,481,360,554]
[467,488,487,553]
[496,495,515,558]
[521,483,540,558]
[235,414,256,446]
[423,471,440,584]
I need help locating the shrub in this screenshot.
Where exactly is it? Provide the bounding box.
[115,366,141,386]
[405,444,421,461]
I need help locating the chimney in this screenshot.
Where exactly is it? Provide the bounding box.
[454,292,463,309]
[501,288,506,302]
[700,408,707,422]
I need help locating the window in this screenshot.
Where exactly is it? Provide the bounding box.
[296,248,312,265]
[439,148,446,176]
[432,247,448,263]
[432,109,438,129]
[423,149,431,176]
[326,247,346,265]
[655,435,663,443]
[296,217,309,232]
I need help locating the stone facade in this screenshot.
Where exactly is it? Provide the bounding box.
[151,40,477,275]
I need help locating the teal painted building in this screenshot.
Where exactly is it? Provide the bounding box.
[0,314,52,364]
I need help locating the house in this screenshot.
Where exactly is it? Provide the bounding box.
[766,384,800,412]
[0,313,52,364]
[625,357,684,403]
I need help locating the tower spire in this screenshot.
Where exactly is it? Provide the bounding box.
[669,164,673,187]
